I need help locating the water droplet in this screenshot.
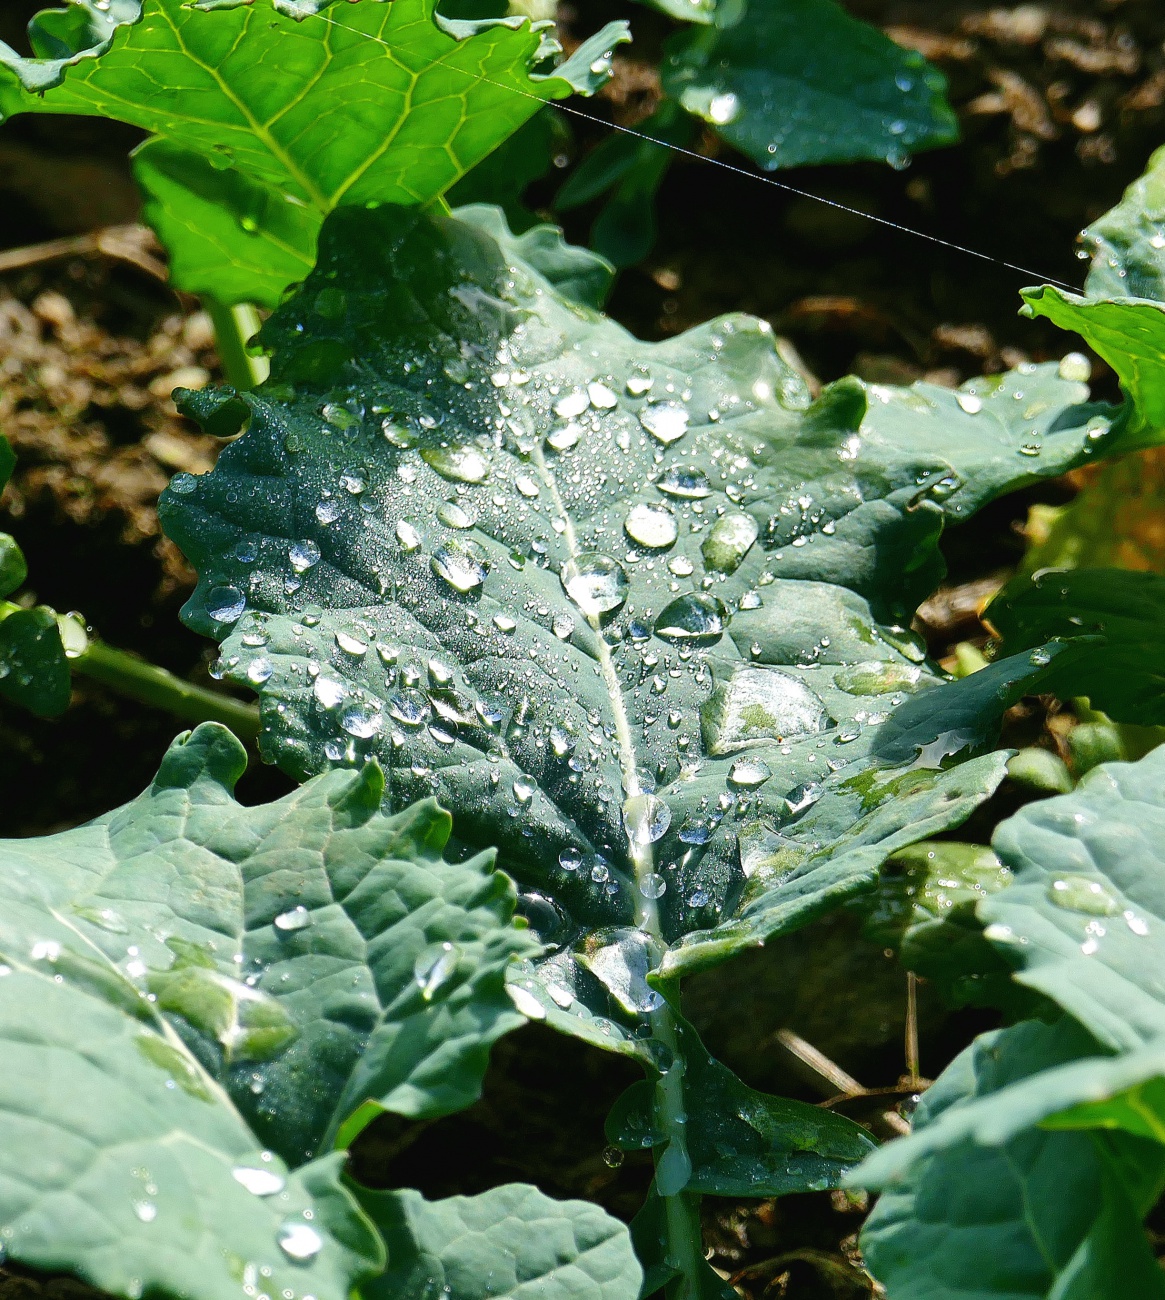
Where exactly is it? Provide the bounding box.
[507,984,546,1019]
[703,666,831,752]
[626,372,654,397]
[678,818,713,845]
[315,499,340,525]
[232,1166,286,1196]
[206,586,246,624]
[956,392,983,415]
[494,613,517,633]
[340,467,366,494]
[288,540,321,573]
[513,777,536,804]
[707,91,740,124]
[1058,352,1091,383]
[552,613,576,639]
[437,500,479,529]
[687,889,709,907]
[274,906,312,933]
[561,553,629,617]
[623,793,672,844]
[702,512,758,573]
[246,657,273,685]
[335,630,368,657]
[729,757,771,788]
[559,846,583,871]
[784,781,824,815]
[133,1200,157,1223]
[396,520,422,551]
[588,381,618,409]
[639,872,667,899]
[625,502,678,549]
[1048,875,1120,916]
[554,390,590,419]
[654,593,727,644]
[658,465,712,500]
[547,423,581,451]
[170,472,197,494]
[421,446,490,483]
[278,1222,323,1262]
[640,402,690,444]
[341,706,382,738]
[313,676,345,708]
[414,941,461,999]
[515,474,540,498]
[432,540,488,593]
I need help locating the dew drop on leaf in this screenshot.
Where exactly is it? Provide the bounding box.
[396,520,422,551]
[413,941,461,999]
[420,446,490,483]
[623,793,672,844]
[639,402,690,444]
[206,585,246,624]
[288,540,321,573]
[1048,875,1120,916]
[624,502,678,549]
[432,540,488,593]
[274,906,312,932]
[561,553,629,617]
[702,512,759,573]
[277,1221,323,1262]
[729,757,772,788]
[654,593,727,644]
[232,1166,286,1197]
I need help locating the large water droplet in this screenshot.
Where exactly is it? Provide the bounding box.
[623,793,672,844]
[288,540,321,573]
[232,1165,286,1196]
[729,757,771,788]
[421,446,490,483]
[1048,875,1120,916]
[341,705,382,738]
[702,666,831,753]
[432,540,488,593]
[639,402,690,444]
[639,872,667,899]
[702,512,758,574]
[625,502,678,549]
[555,390,590,419]
[278,1221,323,1262]
[654,593,726,644]
[206,585,246,624]
[658,466,712,500]
[414,941,461,999]
[561,553,629,617]
[274,906,312,932]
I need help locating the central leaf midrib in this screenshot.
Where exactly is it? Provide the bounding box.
[528,444,659,935]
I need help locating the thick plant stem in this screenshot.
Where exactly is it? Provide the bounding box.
[74,640,260,740]
[205,298,269,390]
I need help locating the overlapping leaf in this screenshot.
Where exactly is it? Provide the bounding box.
[357,1183,643,1300]
[159,202,1124,1045]
[855,1017,1165,1300]
[0,720,539,1234]
[0,0,627,307]
[1023,147,1165,448]
[662,0,956,170]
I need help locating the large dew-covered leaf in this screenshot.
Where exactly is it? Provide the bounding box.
[983,746,1165,1052]
[855,1017,1165,1300]
[662,0,956,171]
[0,721,538,1198]
[357,1183,643,1300]
[0,0,627,307]
[159,203,1121,1041]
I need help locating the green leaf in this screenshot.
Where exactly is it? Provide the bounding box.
[0,533,28,598]
[159,204,1119,1036]
[631,0,718,25]
[356,1183,643,1300]
[985,567,1165,725]
[1021,286,1165,451]
[661,0,957,171]
[2,0,629,307]
[861,841,1018,1006]
[0,721,539,1180]
[0,723,442,1300]
[855,1017,1165,1300]
[0,605,71,717]
[983,744,1165,1052]
[605,1015,874,1195]
[1080,143,1165,305]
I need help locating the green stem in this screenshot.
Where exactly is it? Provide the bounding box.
[73,639,259,740]
[204,298,269,390]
